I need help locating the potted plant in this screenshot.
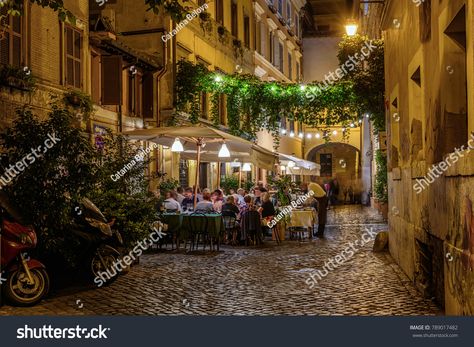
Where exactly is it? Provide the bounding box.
[64,89,95,121]
[374,149,388,219]
[220,175,239,194]
[232,39,244,59]
[0,65,36,91]
[199,11,212,34]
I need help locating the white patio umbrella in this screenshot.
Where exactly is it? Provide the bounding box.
[278,153,321,176]
[123,125,277,207]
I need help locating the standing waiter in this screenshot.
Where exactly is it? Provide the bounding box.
[308,183,329,238]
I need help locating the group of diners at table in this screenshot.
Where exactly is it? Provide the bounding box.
[157,182,328,249]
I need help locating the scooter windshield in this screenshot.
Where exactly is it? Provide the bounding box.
[81,198,107,222]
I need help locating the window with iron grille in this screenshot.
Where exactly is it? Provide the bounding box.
[64,26,83,88]
[0,8,23,67]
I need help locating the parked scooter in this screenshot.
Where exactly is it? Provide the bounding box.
[69,198,124,284]
[0,192,50,306]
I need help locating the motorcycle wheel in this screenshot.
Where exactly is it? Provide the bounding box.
[3,268,50,307]
[90,246,121,286]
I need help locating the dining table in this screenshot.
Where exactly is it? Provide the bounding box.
[160,212,225,250]
[287,208,317,240]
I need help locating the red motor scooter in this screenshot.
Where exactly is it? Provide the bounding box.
[0,192,49,306]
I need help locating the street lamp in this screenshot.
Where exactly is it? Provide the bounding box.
[345,20,358,36]
[242,163,252,172]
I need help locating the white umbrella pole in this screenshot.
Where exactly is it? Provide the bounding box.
[193,139,203,209]
[239,168,242,189]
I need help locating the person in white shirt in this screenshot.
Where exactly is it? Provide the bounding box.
[176,187,185,204]
[195,190,214,213]
[163,191,182,212]
[236,188,246,208]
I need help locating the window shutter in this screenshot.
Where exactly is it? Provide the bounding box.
[142,73,154,118]
[101,55,122,105]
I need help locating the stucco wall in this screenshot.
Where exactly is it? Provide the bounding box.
[302,36,341,82]
[383,0,474,314]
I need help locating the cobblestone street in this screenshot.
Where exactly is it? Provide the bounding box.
[0,206,442,316]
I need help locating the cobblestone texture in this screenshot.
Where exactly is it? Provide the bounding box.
[0,206,442,316]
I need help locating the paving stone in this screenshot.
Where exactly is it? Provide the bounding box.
[0,206,442,316]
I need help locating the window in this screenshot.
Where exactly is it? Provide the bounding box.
[288,53,292,80]
[128,74,139,115]
[244,15,250,48]
[231,0,238,37]
[142,73,154,118]
[286,2,291,21]
[278,0,283,15]
[64,26,83,88]
[219,94,226,125]
[259,22,267,56]
[179,160,189,188]
[280,115,287,131]
[278,42,284,72]
[215,0,224,24]
[269,31,274,64]
[296,61,300,82]
[295,14,300,38]
[273,35,280,68]
[200,92,208,119]
[0,8,23,67]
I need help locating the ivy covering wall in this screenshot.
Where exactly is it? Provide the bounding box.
[175,60,363,146]
[174,35,385,147]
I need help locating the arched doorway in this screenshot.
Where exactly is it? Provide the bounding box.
[306,143,362,203]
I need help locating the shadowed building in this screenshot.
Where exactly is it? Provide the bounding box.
[379,0,474,315]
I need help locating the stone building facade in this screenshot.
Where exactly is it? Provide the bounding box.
[1,0,308,191]
[0,0,91,125]
[382,0,474,314]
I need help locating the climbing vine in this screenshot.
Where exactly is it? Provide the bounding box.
[175,59,364,144]
[337,34,385,133]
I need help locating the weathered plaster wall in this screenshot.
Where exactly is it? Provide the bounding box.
[383,0,474,314]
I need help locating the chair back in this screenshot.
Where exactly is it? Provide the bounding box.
[189,212,208,234]
[241,210,261,232]
[222,215,237,230]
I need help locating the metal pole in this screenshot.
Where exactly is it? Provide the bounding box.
[193,139,202,208]
[239,166,242,189]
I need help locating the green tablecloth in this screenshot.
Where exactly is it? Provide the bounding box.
[162,213,224,239]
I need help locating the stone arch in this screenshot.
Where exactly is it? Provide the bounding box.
[305,142,362,202]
